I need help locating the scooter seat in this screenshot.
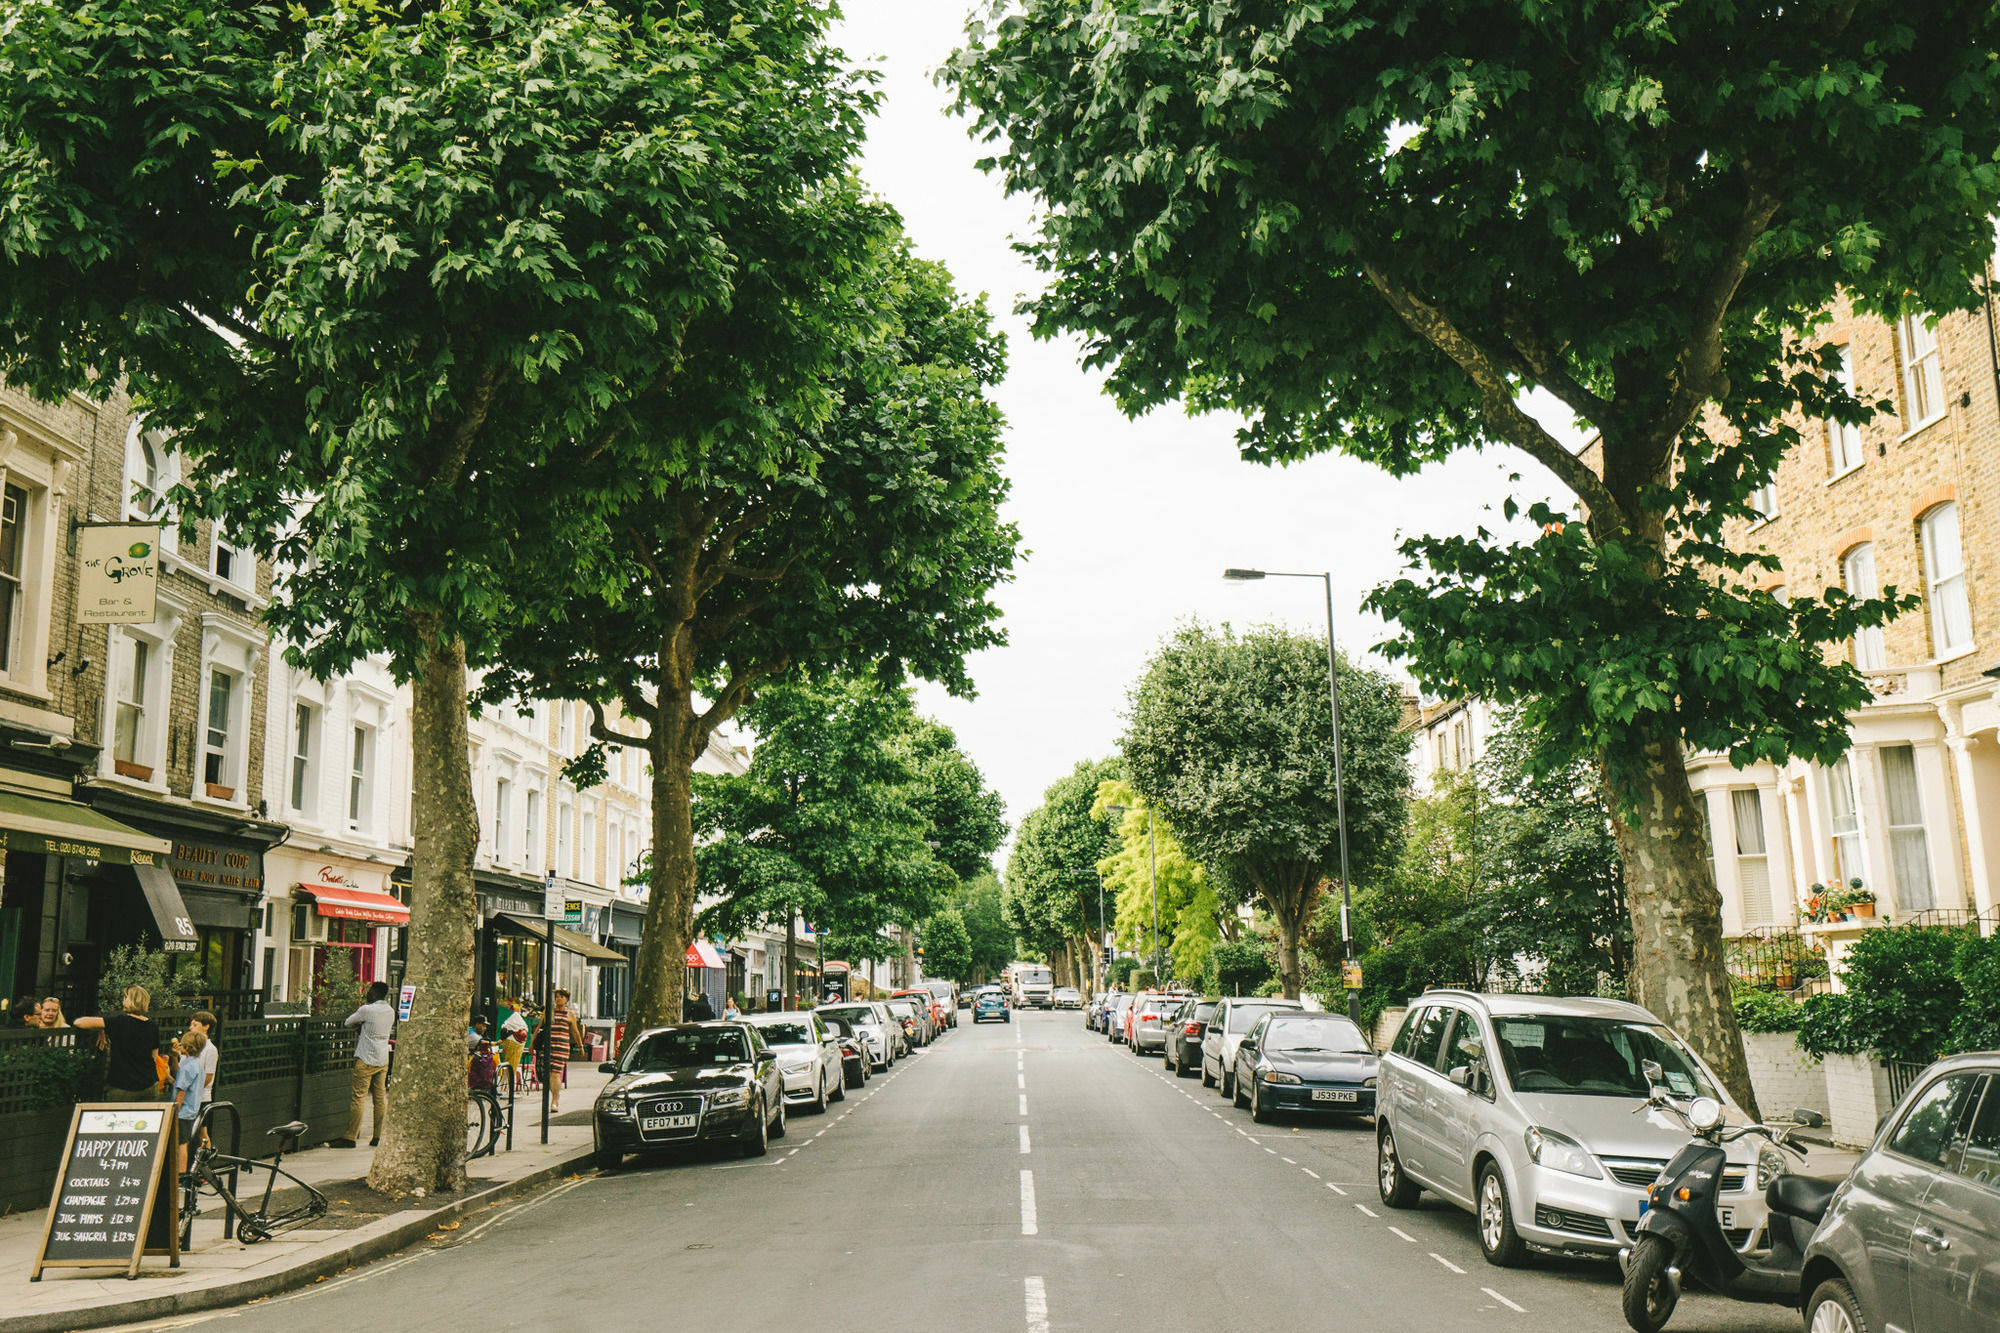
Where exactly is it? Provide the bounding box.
[1767,1173,1838,1223]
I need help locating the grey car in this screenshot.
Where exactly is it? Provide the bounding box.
[1201,997,1305,1097]
[1105,994,1135,1044]
[745,1011,846,1114]
[1127,991,1189,1055]
[1375,991,1775,1268]
[1801,1051,2000,1333]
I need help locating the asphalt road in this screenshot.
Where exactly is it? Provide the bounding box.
[124,1010,1805,1333]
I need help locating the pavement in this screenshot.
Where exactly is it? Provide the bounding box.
[47,1011,1855,1333]
[0,1067,612,1333]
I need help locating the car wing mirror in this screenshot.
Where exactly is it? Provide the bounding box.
[598,1061,620,1074]
[1448,1065,1472,1088]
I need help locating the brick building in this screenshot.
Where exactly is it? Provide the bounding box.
[1690,287,2000,952]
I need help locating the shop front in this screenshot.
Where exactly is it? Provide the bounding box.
[265,845,410,1005]
[597,904,644,1020]
[474,868,548,1019]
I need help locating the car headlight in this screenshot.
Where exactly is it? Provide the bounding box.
[1261,1069,1302,1085]
[601,1098,632,1119]
[710,1086,751,1108]
[1362,1077,1377,1088]
[1523,1125,1602,1179]
[780,1060,814,1075]
[1756,1143,1789,1190]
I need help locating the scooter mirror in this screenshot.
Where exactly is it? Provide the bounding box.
[1792,1108,1826,1129]
[1641,1058,1665,1085]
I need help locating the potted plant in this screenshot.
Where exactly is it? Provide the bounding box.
[1804,884,1830,924]
[1794,949,1829,982]
[1846,879,1876,918]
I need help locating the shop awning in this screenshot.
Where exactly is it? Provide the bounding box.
[134,863,199,954]
[686,940,725,969]
[0,789,170,865]
[491,911,628,966]
[299,883,411,925]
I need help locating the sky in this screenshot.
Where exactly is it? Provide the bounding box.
[830,3,1573,844]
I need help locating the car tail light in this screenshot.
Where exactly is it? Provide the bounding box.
[1184,1023,1201,1036]
[1140,1012,1156,1022]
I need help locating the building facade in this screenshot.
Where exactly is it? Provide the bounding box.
[1693,287,2000,952]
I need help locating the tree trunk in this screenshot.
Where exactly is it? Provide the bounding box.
[368,623,479,1196]
[1273,913,1302,999]
[1601,720,1760,1119]
[627,729,696,1040]
[1083,934,1102,997]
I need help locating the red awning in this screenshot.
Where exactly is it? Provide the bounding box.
[685,940,725,969]
[301,884,410,925]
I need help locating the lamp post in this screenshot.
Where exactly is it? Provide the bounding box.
[1105,804,1162,984]
[1222,567,1360,1025]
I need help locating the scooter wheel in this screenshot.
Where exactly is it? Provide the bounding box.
[1620,1234,1680,1333]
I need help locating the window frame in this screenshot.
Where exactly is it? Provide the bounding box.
[200,666,241,797]
[1826,755,1866,887]
[1897,312,1946,432]
[1920,502,1972,658]
[348,722,376,833]
[493,773,513,866]
[1843,543,1886,669]
[1731,788,1774,926]
[1880,743,1936,912]
[1826,342,1865,477]
[290,700,320,816]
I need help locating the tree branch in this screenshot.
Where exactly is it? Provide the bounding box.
[1363,262,1624,526]
[428,361,505,486]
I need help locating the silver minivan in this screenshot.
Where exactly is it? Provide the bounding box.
[1801,1051,2000,1333]
[1375,991,1776,1267]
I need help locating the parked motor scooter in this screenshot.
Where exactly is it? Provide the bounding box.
[1617,1059,1831,1333]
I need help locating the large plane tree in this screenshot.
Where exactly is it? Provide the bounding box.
[950,0,2000,1108]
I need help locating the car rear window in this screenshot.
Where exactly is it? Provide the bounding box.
[1192,1003,1217,1023]
[818,1006,874,1027]
[1226,1002,1297,1033]
[756,1021,815,1046]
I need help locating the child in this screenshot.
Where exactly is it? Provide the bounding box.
[171,1028,209,1174]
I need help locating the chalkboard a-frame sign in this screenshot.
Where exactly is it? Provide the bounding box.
[31,1103,180,1280]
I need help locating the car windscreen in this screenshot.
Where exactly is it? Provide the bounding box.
[818,1006,875,1028]
[886,1001,917,1017]
[755,1021,816,1046]
[1492,1015,1718,1099]
[625,1028,749,1070]
[1263,1017,1369,1054]
[1192,1003,1218,1023]
[1226,1002,1297,1033]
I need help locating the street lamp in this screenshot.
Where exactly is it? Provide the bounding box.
[1105,803,1162,985]
[1222,567,1360,1026]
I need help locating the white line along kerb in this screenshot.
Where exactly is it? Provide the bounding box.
[1020,1169,1039,1236]
[1024,1277,1050,1333]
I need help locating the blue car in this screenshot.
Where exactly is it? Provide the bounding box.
[972,991,1009,1024]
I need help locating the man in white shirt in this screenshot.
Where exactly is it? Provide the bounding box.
[333,982,395,1148]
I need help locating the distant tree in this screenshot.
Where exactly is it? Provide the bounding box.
[909,720,1008,881]
[1004,759,1123,986]
[1208,939,1275,998]
[1090,780,1221,985]
[921,910,974,984]
[1123,624,1409,997]
[954,873,1016,982]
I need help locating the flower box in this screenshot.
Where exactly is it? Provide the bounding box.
[113,760,153,782]
[204,782,235,801]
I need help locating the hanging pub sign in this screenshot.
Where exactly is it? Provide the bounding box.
[76,523,160,624]
[30,1103,179,1280]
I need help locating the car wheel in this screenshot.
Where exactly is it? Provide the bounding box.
[810,1074,827,1114]
[591,1145,623,1171]
[1251,1077,1274,1123]
[741,1097,768,1157]
[1476,1161,1527,1267]
[1232,1071,1248,1109]
[1620,1234,1680,1332]
[1163,1045,1176,1073]
[1803,1278,1870,1333]
[1377,1125,1420,1208]
[1201,1060,1216,1089]
[831,1070,847,1101]
[1220,1068,1235,1101]
[770,1097,787,1140]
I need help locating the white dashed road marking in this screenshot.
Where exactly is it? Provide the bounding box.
[1354,1203,1378,1218]
[1388,1226,1417,1243]
[1431,1253,1466,1275]
[1326,1183,1348,1196]
[1483,1288,1525,1312]
[1024,1276,1050,1333]
[1020,1169,1038,1236]
[1019,1093,1028,1116]
[1301,1168,1320,1179]
[1019,1125,1031,1154]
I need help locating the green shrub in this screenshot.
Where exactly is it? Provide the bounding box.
[1840,926,1966,1064]
[1794,992,1865,1060]
[1107,957,1139,989]
[1129,969,1157,992]
[95,944,197,1016]
[1209,939,1273,996]
[1951,933,2000,1053]
[1733,987,1803,1034]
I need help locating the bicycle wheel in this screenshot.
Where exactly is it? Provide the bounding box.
[178,1173,198,1251]
[466,1094,491,1158]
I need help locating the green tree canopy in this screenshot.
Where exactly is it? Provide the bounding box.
[0,0,873,1193]
[952,872,1016,982]
[1090,779,1222,985]
[1004,757,1123,983]
[949,0,2000,1110]
[921,909,974,984]
[1122,624,1410,997]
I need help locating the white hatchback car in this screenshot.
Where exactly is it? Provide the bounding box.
[746,1011,846,1114]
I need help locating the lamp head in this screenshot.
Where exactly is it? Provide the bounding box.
[1222,568,1266,582]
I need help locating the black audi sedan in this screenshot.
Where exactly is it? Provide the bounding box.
[591,1022,787,1168]
[1229,1012,1378,1124]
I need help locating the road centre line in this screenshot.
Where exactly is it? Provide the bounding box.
[1482,1288,1526,1313]
[1018,1072,1025,1089]
[1019,1093,1028,1116]
[1327,1183,1347,1196]
[1024,1276,1050,1333]
[1301,1168,1320,1179]
[1280,1156,1295,1164]
[1388,1226,1417,1243]
[1020,1125,1031,1154]
[1431,1253,1466,1275]
[1355,1203,1378,1218]
[1020,1169,1038,1235]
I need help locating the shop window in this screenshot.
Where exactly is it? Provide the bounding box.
[1920,502,1972,656]
[1732,790,1773,925]
[1827,755,1866,885]
[1881,744,1936,911]
[202,668,239,797]
[349,724,374,831]
[0,482,27,677]
[1844,543,1885,669]
[291,701,319,816]
[1897,313,1945,430]
[1826,343,1864,475]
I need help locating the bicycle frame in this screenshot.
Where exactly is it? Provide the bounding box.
[181,1102,328,1246]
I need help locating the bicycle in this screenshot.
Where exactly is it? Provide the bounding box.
[178,1102,329,1249]
[466,1086,505,1159]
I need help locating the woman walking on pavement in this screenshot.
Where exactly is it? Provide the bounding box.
[539,989,582,1113]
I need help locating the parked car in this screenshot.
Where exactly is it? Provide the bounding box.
[1105,994,1136,1044]
[590,1022,786,1168]
[1201,997,1306,1096]
[921,979,959,1028]
[816,1002,896,1070]
[1163,999,1217,1077]
[1125,991,1183,1055]
[1085,994,1111,1031]
[1375,991,1774,1268]
[972,990,1010,1023]
[1229,1011,1377,1123]
[895,987,947,1037]
[1052,987,1082,1010]
[871,1001,910,1059]
[885,997,929,1048]
[745,1011,846,1114]
[1801,1050,2000,1333]
[816,1014,873,1087]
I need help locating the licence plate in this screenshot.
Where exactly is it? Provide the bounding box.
[1719,1208,1734,1228]
[641,1113,696,1131]
[1312,1089,1359,1103]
